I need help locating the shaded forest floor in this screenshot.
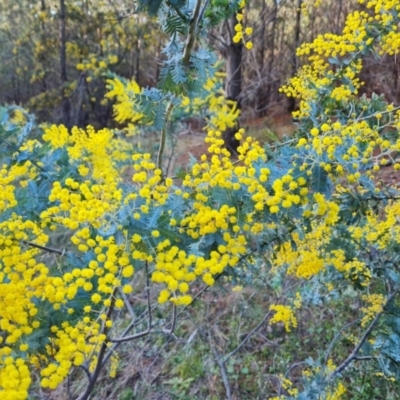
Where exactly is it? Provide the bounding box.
[169,112,399,189]
[169,112,296,173]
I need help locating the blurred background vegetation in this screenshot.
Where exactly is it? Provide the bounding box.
[2,0,398,131]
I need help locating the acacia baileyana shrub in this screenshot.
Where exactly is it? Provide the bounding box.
[1,0,400,399]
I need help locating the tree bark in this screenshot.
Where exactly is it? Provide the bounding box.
[257,0,280,116]
[255,0,267,117]
[59,0,70,127]
[135,36,141,84]
[288,0,302,113]
[40,0,48,93]
[224,14,243,155]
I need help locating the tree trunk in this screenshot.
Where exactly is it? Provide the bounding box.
[224,14,243,155]
[335,0,343,34]
[255,0,267,117]
[260,0,279,116]
[40,0,48,93]
[72,73,87,127]
[135,36,141,84]
[288,0,302,113]
[59,0,70,127]
[155,38,162,84]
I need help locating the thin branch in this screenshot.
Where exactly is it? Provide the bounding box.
[157,101,174,177]
[182,0,202,66]
[108,262,152,344]
[203,329,232,400]
[108,327,151,343]
[162,304,177,335]
[212,345,232,400]
[78,364,91,382]
[324,320,358,365]
[76,289,117,400]
[208,31,228,50]
[121,290,136,319]
[167,0,189,22]
[22,240,64,255]
[354,356,374,361]
[329,290,398,379]
[67,374,73,400]
[101,301,155,366]
[359,195,400,202]
[222,310,272,363]
[198,0,210,23]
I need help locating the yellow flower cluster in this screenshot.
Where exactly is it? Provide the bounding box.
[41,125,126,230]
[0,218,138,394]
[295,108,400,186]
[0,165,18,212]
[280,0,400,119]
[105,77,143,131]
[131,153,172,206]
[182,75,241,132]
[273,197,400,297]
[328,250,371,286]
[0,217,49,397]
[0,357,31,400]
[325,382,347,400]
[76,53,118,78]
[360,294,386,327]
[273,194,342,281]
[268,375,299,399]
[233,0,253,50]
[10,109,27,125]
[0,157,39,209]
[107,73,243,139]
[350,202,400,249]
[269,305,298,332]
[150,130,264,303]
[0,217,47,333]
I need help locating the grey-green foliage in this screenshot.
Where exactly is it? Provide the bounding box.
[129,0,238,128]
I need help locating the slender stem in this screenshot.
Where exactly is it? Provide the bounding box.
[324,320,358,365]
[107,262,152,345]
[67,374,73,400]
[121,290,136,319]
[76,289,117,400]
[359,195,400,202]
[102,302,155,365]
[22,240,64,255]
[167,0,189,22]
[182,0,202,66]
[204,330,232,400]
[222,310,272,363]
[162,304,177,335]
[198,0,210,24]
[78,364,91,382]
[354,356,374,361]
[329,290,398,379]
[108,327,151,343]
[157,101,174,177]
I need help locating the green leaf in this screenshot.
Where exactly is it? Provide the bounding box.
[310,165,332,198]
[164,14,187,35]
